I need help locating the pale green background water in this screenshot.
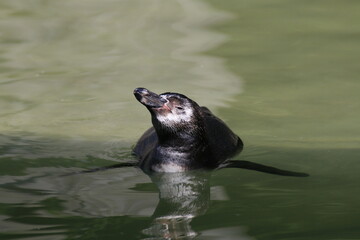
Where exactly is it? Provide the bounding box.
[1,0,360,239]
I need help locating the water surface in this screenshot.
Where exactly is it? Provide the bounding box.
[1,0,360,239]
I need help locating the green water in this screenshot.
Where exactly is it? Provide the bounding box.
[1,0,360,239]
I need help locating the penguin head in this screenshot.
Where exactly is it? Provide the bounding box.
[134,88,202,131]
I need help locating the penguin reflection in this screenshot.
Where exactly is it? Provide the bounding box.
[142,171,211,239]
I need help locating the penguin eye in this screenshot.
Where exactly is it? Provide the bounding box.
[175,106,184,110]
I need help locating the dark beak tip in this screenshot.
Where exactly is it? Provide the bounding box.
[133,87,148,95]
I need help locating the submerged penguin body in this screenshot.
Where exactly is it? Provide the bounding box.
[133,88,243,173]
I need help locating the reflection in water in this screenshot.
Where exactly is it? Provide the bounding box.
[143,171,211,239]
[142,171,253,240]
[0,163,251,239]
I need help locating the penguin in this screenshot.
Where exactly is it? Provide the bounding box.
[133,87,243,173]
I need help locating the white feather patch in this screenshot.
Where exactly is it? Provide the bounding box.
[157,108,193,125]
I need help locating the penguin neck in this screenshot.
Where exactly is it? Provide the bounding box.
[154,122,207,151]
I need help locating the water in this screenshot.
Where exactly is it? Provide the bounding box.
[1,0,360,239]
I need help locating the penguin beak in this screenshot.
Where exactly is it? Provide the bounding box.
[134,88,167,108]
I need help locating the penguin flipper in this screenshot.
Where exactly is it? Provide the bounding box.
[218,160,309,177]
